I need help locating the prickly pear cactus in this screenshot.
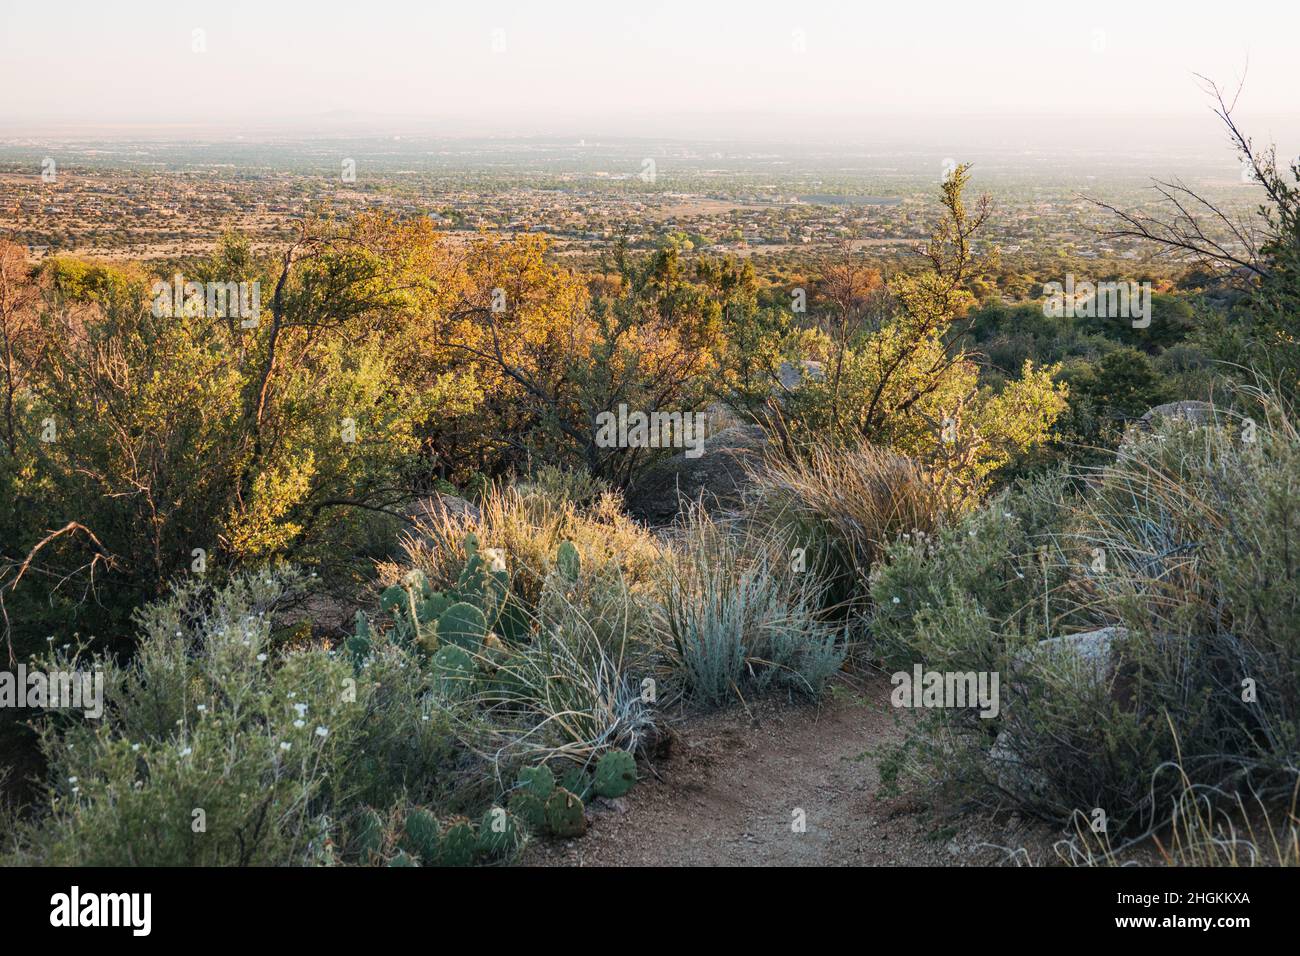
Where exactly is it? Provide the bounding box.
[508,789,546,832]
[439,817,477,866]
[560,766,595,802]
[544,788,587,838]
[352,806,386,864]
[517,764,555,799]
[430,644,476,698]
[477,806,523,860]
[346,611,372,665]
[556,540,581,581]
[379,584,407,616]
[437,601,488,652]
[388,850,419,867]
[403,808,442,865]
[594,749,637,799]
[495,596,531,643]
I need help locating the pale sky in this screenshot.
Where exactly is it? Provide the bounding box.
[2,0,1297,130]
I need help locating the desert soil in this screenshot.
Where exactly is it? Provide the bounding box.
[525,673,1060,867]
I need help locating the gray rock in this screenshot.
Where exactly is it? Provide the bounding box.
[1139,400,1215,428]
[990,627,1129,796]
[410,493,479,524]
[1120,400,1217,457]
[777,359,825,392]
[623,423,769,525]
[1012,626,1127,686]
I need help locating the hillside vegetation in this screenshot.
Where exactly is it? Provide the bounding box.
[2,116,1298,866]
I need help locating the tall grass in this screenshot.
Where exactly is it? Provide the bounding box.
[749,441,952,603]
[1058,764,1300,867]
[656,509,846,706]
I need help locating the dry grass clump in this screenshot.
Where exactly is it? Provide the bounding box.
[1058,766,1300,868]
[749,441,954,595]
[386,482,664,610]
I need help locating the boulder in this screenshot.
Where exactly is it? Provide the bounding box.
[406,493,480,526]
[1138,400,1215,430]
[1119,400,1217,457]
[989,627,1129,796]
[623,423,769,525]
[777,359,825,391]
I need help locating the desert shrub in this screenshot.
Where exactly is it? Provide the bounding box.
[513,464,612,508]
[874,394,1300,835]
[1078,395,1300,789]
[754,441,954,609]
[3,570,471,866]
[0,225,467,659]
[868,467,1078,669]
[768,169,1068,501]
[656,510,845,706]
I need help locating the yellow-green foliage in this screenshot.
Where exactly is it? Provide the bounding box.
[779,166,1068,502]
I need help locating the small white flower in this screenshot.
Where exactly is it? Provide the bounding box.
[294,719,305,729]
[131,743,141,752]
[280,741,291,751]
[257,653,267,662]
[287,691,297,699]
[68,776,78,784]
[315,726,328,738]
[294,702,308,717]
[892,596,900,605]
[179,747,192,757]
[196,704,207,713]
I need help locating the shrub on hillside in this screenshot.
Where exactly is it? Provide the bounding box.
[872,394,1300,834]
[4,571,460,865]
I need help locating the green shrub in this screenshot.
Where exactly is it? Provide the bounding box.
[872,394,1300,834]
[5,570,460,865]
[868,468,1078,670]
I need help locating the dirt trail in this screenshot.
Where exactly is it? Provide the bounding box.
[528,675,1052,867]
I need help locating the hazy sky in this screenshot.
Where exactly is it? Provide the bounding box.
[2,0,1297,130]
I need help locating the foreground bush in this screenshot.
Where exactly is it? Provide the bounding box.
[873,394,1300,835]
[657,510,846,705]
[5,571,463,865]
